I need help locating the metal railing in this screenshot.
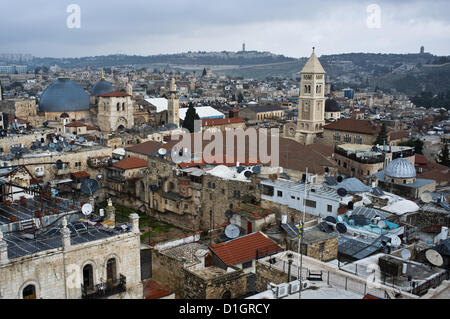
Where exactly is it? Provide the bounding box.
[81,274,126,299]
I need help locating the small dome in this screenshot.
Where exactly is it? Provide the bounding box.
[325,99,340,112]
[60,112,69,118]
[385,158,416,179]
[40,78,90,112]
[92,78,114,96]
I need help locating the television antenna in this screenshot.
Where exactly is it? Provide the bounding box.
[420,192,432,204]
[225,224,240,239]
[81,203,93,216]
[425,249,444,267]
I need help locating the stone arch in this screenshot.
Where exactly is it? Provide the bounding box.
[81,260,98,290]
[116,117,128,131]
[18,280,41,299]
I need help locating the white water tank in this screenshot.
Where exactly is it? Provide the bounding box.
[402,263,408,274]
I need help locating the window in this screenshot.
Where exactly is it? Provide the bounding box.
[122,103,125,111]
[106,258,117,283]
[304,199,316,208]
[117,103,120,111]
[333,133,341,142]
[83,264,94,290]
[22,284,36,299]
[277,191,283,197]
[242,261,252,269]
[344,134,352,143]
[327,205,332,213]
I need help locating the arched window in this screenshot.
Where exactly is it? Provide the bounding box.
[22,284,36,299]
[222,290,232,299]
[106,258,117,283]
[117,103,120,111]
[122,103,125,111]
[83,264,94,291]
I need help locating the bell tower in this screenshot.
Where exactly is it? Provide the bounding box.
[296,47,326,145]
[167,78,180,127]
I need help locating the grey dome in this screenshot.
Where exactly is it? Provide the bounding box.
[92,78,114,96]
[385,158,416,179]
[39,78,90,112]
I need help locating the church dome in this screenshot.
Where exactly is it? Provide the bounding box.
[92,78,115,96]
[385,158,416,179]
[39,78,90,112]
[325,99,340,112]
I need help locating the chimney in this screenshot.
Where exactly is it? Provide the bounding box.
[105,198,115,224]
[0,231,9,265]
[60,217,71,250]
[129,213,140,234]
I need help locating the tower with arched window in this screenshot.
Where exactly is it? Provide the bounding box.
[167,78,180,127]
[295,48,326,145]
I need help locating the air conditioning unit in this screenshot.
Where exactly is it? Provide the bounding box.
[289,282,300,294]
[276,283,288,298]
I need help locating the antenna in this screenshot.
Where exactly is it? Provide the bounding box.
[420,192,432,204]
[81,203,93,216]
[225,224,240,239]
[401,249,411,261]
[425,249,444,267]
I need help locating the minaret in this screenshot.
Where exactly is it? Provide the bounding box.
[296,47,326,145]
[167,78,180,127]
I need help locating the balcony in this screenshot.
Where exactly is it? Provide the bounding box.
[81,274,126,299]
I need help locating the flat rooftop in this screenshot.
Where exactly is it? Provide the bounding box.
[0,197,80,226]
[161,242,208,265]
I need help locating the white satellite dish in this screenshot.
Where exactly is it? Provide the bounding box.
[377,220,387,229]
[426,249,444,267]
[420,192,432,204]
[401,249,411,261]
[81,203,93,216]
[158,148,167,156]
[225,224,240,239]
[391,235,402,247]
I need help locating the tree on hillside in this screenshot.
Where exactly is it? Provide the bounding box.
[399,139,424,155]
[436,143,450,167]
[182,102,200,133]
[374,123,388,146]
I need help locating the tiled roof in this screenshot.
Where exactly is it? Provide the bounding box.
[112,157,148,170]
[324,119,378,135]
[71,171,90,179]
[65,121,86,128]
[144,280,172,299]
[98,90,131,97]
[389,130,410,141]
[209,232,282,266]
[202,117,245,127]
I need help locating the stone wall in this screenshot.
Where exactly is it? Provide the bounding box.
[150,248,186,298]
[0,232,143,299]
[255,262,297,293]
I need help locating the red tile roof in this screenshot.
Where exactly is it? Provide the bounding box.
[324,119,378,135]
[202,117,245,127]
[71,171,90,179]
[363,294,382,299]
[99,90,131,97]
[389,130,410,141]
[144,281,173,299]
[65,121,87,128]
[209,232,282,266]
[112,157,148,170]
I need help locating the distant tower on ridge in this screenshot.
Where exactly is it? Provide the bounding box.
[420,46,425,54]
[242,42,246,52]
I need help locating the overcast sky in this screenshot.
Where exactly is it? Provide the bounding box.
[1,0,449,58]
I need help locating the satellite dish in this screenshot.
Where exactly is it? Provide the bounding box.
[81,203,93,216]
[225,224,240,239]
[378,220,387,229]
[325,216,336,224]
[80,179,99,195]
[337,176,344,183]
[158,148,167,156]
[425,249,444,267]
[337,188,348,197]
[391,236,402,247]
[336,223,347,234]
[252,165,261,174]
[225,209,233,220]
[97,174,103,180]
[244,171,252,178]
[401,249,411,261]
[347,201,354,210]
[420,192,432,204]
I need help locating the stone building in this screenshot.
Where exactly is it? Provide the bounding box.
[321,118,379,148]
[239,105,285,122]
[0,212,143,299]
[97,91,134,132]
